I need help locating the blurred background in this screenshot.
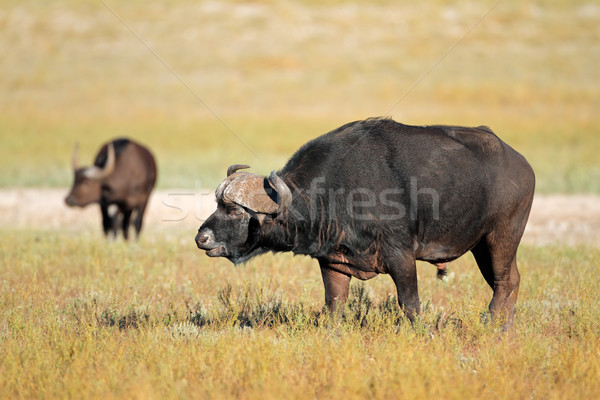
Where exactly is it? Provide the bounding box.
[1,0,598,192]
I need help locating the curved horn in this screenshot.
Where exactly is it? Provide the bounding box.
[268,171,292,213]
[227,164,250,177]
[72,143,79,170]
[84,142,116,180]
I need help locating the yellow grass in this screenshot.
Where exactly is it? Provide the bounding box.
[1,1,599,398]
[0,230,599,399]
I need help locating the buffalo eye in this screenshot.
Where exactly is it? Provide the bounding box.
[227,205,245,218]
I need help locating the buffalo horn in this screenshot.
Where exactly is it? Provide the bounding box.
[227,164,251,177]
[268,171,292,213]
[84,142,116,180]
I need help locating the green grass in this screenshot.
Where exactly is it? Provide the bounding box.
[1,115,599,193]
[1,230,599,399]
[1,0,599,192]
[0,116,335,189]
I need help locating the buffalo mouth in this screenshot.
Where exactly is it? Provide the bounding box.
[203,244,227,258]
[64,196,81,207]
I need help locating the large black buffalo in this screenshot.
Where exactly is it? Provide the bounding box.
[65,138,157,240]
[195,118,535,329]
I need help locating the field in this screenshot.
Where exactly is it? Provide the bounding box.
[1,0,600,399]
[1,229,600,399]
[1,0,599,191]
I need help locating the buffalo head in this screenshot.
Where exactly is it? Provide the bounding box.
[65,143,116,207]
[195,165,292,264]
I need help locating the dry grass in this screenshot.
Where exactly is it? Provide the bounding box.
[0,230,599,399]
[0,0,598,191]
[1,2,599,397]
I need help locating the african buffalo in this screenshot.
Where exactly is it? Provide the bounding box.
[195,118,535,329]
[65,138,157,240]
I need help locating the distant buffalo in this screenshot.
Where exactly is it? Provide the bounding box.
[195,118,535,329]
[65,138,157,239]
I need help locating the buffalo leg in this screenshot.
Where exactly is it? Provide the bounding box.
[100,203,114,237]
[318,260,351,312]
[471,240,495,289]
[121,208,133,240]
[472,233,522,330]
[133,200,148,238]
[111,211,122,238]
[387,252,420,322]
[478,190,531,330]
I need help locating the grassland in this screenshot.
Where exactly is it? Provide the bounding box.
[0,0,599,191]
[1,1,599,399]
[1,230,599,399]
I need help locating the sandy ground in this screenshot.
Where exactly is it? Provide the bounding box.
[0,188,599,246]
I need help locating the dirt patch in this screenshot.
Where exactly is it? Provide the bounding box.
[523,194,600,245]
[0,188,598,245]
[0,188,215,236]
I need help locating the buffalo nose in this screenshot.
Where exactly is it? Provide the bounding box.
[195,229,213,249]
[65,196,75,207]
[196,232,209,244]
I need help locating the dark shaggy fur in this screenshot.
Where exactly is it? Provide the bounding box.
[197,118,535,329]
